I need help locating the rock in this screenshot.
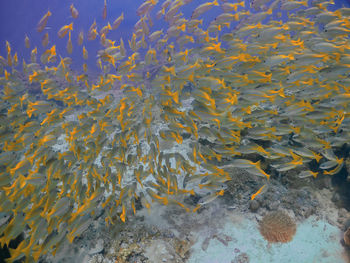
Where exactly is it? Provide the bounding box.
[331,193,341,204]
[144,239,176,263]
[315,176,332,189]
[281,188,318,219]
[88,239,104,255]
[88,254,103,263]
[268,201,280,211]
[345,157,350,176]
[249,200,260,212]
[344,218,350,230]
[232,252,249,263]
[181,132,191,139]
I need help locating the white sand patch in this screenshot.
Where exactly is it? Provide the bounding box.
[188,215,344,263]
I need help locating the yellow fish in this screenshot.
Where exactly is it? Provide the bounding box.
[37,10,51,32]
[58,23,73,38]
[70,3,79,19]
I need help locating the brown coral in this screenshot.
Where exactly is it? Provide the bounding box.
[259,211,297,243]
[344,227,350,246]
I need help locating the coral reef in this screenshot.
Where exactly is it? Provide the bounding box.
[259,210,296,243]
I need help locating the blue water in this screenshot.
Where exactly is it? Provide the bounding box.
[0,0,142,72]
[2,0,348,74]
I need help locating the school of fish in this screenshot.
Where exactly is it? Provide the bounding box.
[0,0,350,261]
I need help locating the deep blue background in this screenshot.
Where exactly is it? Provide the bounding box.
[0,0,349,73]
[0,0,143,72]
